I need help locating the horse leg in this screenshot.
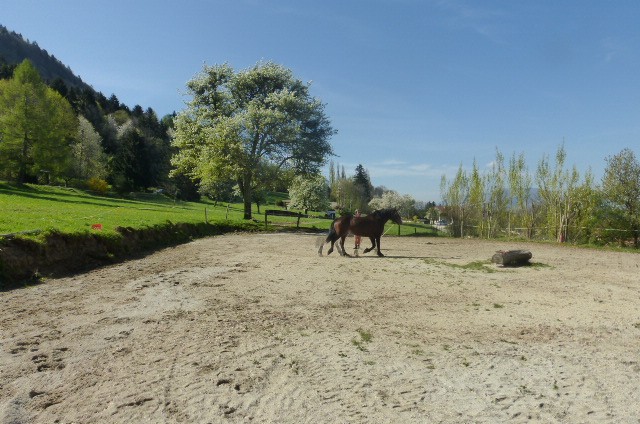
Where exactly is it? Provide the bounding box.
[327,237,336,255]
[340,236,350,257]
[376,236,384,257]
[322,222,341,256]
[324,232,338,255]
[363,237,376,254]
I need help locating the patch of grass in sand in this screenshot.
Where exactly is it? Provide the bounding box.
[357,328,373,342]
[634,323,640,329]
[352,328,373,352]
[493,303,505,309]
[423,259,496,273]
[352,339,367,351]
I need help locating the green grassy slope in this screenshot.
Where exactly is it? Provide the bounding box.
[0,182,438,236]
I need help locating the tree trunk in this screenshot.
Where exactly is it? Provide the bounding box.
[491,250,532,266]
[19,133,29,183]
[242,173,253,220]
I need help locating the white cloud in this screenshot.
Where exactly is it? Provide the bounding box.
[367,160,458,178]
[379,159,407,166]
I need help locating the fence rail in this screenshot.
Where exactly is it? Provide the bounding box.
[264,209,304,229]
[441,223,638,244]
[452,224,636,233]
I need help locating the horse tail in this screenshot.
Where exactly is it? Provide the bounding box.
[319,218,339,256]
[325,219,338,243]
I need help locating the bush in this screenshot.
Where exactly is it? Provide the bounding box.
[87,178,109,194]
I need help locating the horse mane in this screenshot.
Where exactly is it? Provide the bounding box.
[371,208,396,218]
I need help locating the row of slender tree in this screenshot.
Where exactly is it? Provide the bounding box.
[440,145,640,247]
[326,161,374,213]
[329,165,435,218]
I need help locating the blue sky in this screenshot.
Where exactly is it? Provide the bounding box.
[3,1,640,202]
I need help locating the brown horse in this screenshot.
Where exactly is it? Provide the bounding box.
[317,208,403,257]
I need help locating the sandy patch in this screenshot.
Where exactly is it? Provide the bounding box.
[1,233,640,423]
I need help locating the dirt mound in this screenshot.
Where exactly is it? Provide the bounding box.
[0,222,249,288]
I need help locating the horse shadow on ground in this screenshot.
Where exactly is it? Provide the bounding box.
[343,252,462,260]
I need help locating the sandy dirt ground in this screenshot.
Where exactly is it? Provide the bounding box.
[1,233,640,423]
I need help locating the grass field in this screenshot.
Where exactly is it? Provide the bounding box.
[0,182,439,237]
[0,182,238,235]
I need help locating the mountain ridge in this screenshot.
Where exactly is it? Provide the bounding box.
[0,24,91,91]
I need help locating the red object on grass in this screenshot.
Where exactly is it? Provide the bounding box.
[91,224,103,231]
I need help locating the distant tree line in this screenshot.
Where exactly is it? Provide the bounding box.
[440,145,640,248]
[322,160,434,219]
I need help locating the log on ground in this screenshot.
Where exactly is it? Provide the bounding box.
[491,250,533,266]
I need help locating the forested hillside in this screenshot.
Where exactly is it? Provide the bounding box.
[0,25,88,90]
[0,24,199,200]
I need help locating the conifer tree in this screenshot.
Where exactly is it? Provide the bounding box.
[0,59,76,182]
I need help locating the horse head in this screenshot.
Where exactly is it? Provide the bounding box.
[390,208,403,225]
[373,208,403,225]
